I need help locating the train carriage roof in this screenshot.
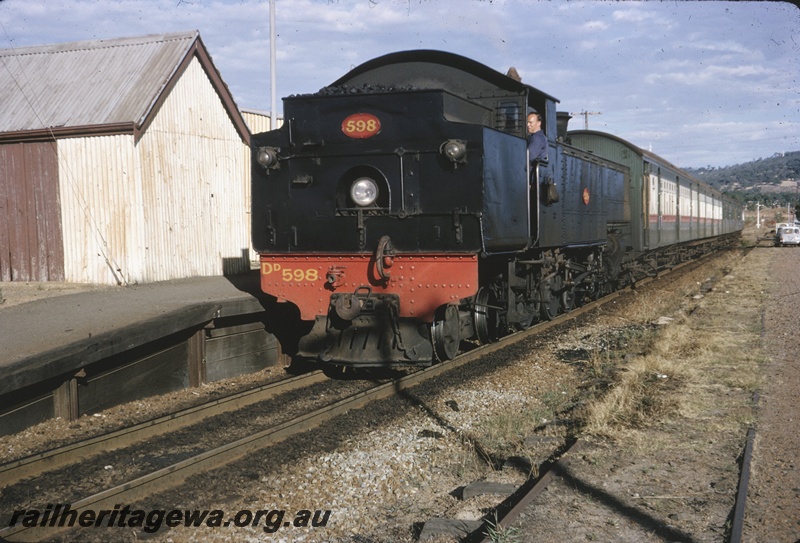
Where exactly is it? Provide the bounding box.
[327,49,559,104]
[569,129,730,199]
[568,130,687,170]
[570,129,704,178]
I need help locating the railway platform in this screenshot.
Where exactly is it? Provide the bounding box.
[0,272,283,436]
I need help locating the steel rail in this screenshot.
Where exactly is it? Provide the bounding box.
[0,271,627,492]
[475,440,585,543]
[729,426,756,543]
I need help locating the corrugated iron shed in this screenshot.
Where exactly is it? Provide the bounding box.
[0,31,249,144]
[241,108,283,135]
[0,31,255,284]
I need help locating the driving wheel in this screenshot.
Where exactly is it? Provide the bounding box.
[539,275,562,321]
[514,298,539,330]
[561,286,576,312]
[473,287,500,344]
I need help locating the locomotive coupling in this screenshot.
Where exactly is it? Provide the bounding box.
[332,286,372,321]
[334,293,362,320]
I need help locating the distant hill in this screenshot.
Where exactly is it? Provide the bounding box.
[683,151,800,206]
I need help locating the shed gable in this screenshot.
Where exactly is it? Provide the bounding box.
[1,31,253,284]
[57,57,251,284]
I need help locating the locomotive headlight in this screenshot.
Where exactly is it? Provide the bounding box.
[256,146,279,168]
[350,177,379,206]
[440,139,467,163]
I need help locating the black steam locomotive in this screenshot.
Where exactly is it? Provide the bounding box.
[251,50,742,368]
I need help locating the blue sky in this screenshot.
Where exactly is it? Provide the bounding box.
[1,0,798,168]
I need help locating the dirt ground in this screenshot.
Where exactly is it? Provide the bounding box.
[510,242,800,543]
[744,245,800,543]
[149,241,798,543]
[504,216,799,543]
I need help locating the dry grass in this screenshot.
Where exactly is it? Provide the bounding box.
[580,347,691,439]
[578,250,764,446]
[475,236,774,542]
[484,512,522,543]
[447,440,490,480]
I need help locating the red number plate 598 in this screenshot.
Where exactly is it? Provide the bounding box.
[342,113,381,139]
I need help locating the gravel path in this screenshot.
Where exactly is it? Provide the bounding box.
[744,246,800,542]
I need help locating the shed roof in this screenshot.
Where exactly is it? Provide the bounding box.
[0,31,249,143]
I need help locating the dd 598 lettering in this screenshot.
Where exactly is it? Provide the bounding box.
[262,263,319,282]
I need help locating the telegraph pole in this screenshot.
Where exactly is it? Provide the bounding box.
[570,110,602,130]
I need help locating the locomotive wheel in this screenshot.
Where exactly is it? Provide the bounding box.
[473,287,500,344]
[432,304,461,361]
[513,299,539,330]
[589,279,610,301]
[561,287,576,312]
[539,275,562,321]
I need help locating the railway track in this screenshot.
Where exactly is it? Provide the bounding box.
[0,286,624,541]
[0,371,328,487]
[0,251,723,542]
[455,423,756,543]
[474,439,584,543]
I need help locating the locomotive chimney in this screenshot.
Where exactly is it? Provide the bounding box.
[556,112,572,142]
[506,67,522,82]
